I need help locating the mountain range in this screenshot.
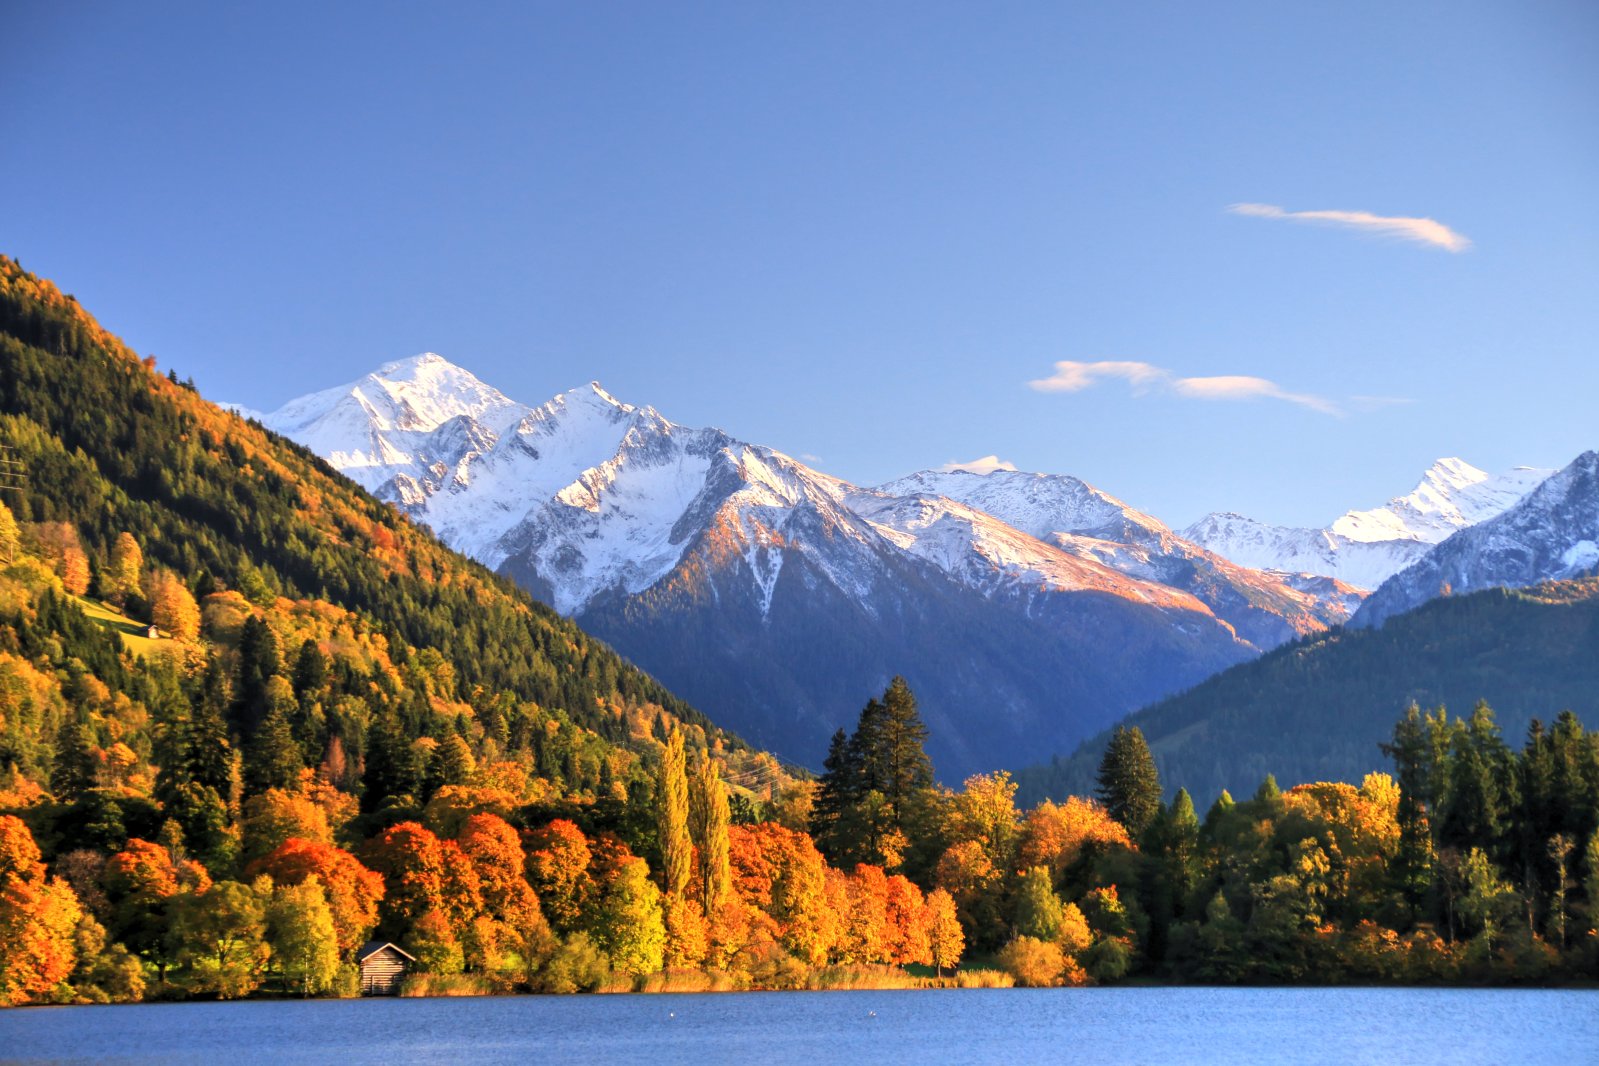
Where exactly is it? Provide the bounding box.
[243,355,1355,779]
[244,353,1594,783]
[1182,457,1552,590]
[1351,450,1599,627]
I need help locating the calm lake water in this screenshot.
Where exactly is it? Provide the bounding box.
[3,987,1596,1065]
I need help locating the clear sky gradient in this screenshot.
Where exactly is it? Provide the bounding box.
[4,2,1595,527]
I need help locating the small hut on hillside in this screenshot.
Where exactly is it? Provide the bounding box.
[356,940,415,996]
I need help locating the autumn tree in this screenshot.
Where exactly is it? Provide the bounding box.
[690,753,732,916]
[1016,796,1132,880]
[591,854,665,975]
[0,500,16,562]
[267,877,340,995]
[950,771,1020,873]
[149,570,200,640]
[248,838,384,955]
[883,873,930,965]
[102,838,186,975]
[925,887,964,976]
[106,532,143,606]
[458,812,547,970]
[240,789,334,864]
[0,816,83,1005]
[407,908,464,975]
[1014,866,1064,942]
[170,880,270,998]
[657,726,692,896]
[525,819,594,935]
[63,545,91,594]
[364,821,482,939]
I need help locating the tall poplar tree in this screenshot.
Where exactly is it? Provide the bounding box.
[689,752,732,915]
[656,727,692,896]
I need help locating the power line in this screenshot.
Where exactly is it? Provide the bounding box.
[0,446,22,564]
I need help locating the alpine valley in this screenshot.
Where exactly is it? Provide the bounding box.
[242,355,1554,781]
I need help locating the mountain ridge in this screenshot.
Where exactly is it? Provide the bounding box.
[253,354,1356,778]
[1183,458,1551,589]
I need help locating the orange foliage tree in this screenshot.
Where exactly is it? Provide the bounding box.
[524,819,594,935]
[0,815,82,1005]
[364,822,482,939]
[248,838,384,955]
[1017,796,1134,878]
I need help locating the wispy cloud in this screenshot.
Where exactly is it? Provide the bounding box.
[1028,360,1350,416]
[1024,360,1166,394]
[940,455,1017,475]
[1228,203,1471,252]
[1171,374,1341,415]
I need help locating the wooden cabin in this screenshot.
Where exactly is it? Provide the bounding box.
[356,940,415,996]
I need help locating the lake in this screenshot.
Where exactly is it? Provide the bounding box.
[3,987,1595,1065]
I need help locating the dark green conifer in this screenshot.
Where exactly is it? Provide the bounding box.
[1095,724,1162,837]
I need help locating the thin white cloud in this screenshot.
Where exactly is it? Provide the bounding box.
[1027,360,1166,394]
[1171,374,1342,415]
[1028,360,1355,416]
[1228,202,1471,252]
[940,455,1018,475]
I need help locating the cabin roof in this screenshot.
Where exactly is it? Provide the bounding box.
[356,940,417,964]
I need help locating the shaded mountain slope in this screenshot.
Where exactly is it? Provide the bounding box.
[1016,578,1599,806]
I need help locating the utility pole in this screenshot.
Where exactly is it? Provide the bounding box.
[0,446,24,564]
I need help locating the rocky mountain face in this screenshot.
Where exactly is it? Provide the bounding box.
[1351,451,1599,629]
[253,355,1356,778]
[1183,458,1552,590]
[878,469,1350,649]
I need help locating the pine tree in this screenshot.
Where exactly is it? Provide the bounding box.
[689,752,731,915]
[246,700,303,795]
[1438,701,1514,860]
[233,615,281,733]
[1095,725,1161,837]
[53,718,100,801]
[436,734,476,789]
[186,658,234,794]
[362,713,419,813]
[656,727,692,896]
[291,639,327,703]
[1381,703,1436,913]
[811,728,860,862]
[873,677,934,810]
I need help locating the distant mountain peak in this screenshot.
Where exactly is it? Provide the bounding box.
[1353,449,1599,627]
[1185,458,1553,588]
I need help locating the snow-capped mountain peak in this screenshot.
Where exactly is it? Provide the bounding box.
[1353,450,1599,627]
[1184,457,1553,589]
[1329,457,1553,544]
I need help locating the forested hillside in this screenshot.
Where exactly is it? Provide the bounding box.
[1016,578,1599,806]
[0,256,779,782]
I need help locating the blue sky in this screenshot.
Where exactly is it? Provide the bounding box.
[4,2,1595,526]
